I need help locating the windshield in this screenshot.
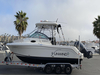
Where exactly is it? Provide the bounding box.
[29,32,49,39]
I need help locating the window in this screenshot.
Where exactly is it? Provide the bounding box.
[30,32,48,39]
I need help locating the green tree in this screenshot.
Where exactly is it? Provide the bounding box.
[14,10,29,38]
[93,16,100,54]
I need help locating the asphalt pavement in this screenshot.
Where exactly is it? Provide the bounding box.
[0,53,100,75]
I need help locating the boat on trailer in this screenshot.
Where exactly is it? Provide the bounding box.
[7,20,83,64]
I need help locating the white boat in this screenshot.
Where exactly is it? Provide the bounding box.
[7,20,83,64]
[85,42,99,55]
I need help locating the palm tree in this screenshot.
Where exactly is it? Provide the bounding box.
[93,16,100,54]
[14,10,29,38]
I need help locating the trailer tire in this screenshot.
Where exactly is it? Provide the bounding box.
[65,64,72,74]
[4,57,12,62]
[87,51,93,59]
[55,65,61,74]
[44,65,52,74]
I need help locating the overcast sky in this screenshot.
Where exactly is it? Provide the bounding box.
[0,0,100,41]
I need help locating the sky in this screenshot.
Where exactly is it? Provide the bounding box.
[0,0,100,41]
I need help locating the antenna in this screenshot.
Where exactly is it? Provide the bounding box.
[79,35,80,51]
[56,18,58,22]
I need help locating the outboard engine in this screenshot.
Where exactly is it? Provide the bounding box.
[74,41,93,59]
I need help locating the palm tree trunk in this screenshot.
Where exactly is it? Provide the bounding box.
[19,34,21,39]
[19,31,22,39]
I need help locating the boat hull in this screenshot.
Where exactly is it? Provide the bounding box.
[7,43,83,64]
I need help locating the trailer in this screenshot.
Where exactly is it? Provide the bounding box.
[0,51,82,74]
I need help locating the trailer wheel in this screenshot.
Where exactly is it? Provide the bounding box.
[65,64,72,74]
[87,51,93,59]
[55,65,61,74]
[44,65,52,74]
[4,57,12,62]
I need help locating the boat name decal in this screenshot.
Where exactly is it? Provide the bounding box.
[51,50,69,56]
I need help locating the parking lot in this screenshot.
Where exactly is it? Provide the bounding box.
[0,53,100,75]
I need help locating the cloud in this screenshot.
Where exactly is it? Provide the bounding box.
[0,0,99,41]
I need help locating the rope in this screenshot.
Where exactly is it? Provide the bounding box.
[60,27,65,42]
